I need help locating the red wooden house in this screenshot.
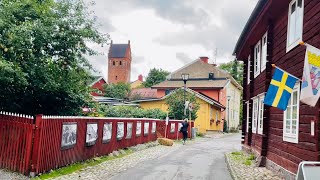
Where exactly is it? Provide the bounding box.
[90,76,107,96]
[234,0,320,179]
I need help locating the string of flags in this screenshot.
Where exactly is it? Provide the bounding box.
[264,43,320,110]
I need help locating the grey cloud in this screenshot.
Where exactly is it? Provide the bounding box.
[176,52,192,64]
[132,54,146,64]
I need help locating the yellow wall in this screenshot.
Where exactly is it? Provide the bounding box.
[226,82,242,129]
[139,98,223,134]
[130,80,143,89]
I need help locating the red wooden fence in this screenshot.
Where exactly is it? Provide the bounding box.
[0,112,34,175]
[0,112,194,176]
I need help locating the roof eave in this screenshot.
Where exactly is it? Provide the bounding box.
[233,0,269,57]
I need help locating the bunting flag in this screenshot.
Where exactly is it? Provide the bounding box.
[300,44,320,106]
[264,67,299,110]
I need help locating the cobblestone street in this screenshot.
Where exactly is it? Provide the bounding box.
[225,152,283,180]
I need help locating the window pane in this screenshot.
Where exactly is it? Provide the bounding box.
[293,91,298,105]
[286,120,291,133]
[286,107,292,120]
[291,2,296,14]
[289,5,297,44]
[292,120,297,134]
[292,106,297,119]
[295,2,303,41]
[298,0,302,8]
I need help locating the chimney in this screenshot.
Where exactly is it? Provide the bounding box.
[200,56,209,63]
[138,74,143,81]
[128,40,130,44]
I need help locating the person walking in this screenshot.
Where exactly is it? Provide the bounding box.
[180,119,189,145]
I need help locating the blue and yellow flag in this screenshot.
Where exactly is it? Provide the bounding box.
[264,67,299,110]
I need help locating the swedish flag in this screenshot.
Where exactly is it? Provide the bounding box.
[264,67,299,110]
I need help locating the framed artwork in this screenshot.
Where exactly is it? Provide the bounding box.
[126,122,133,139]
[103,122,112,143]
[86,123,98,146]
[178,123,183,132]
[136,121,141,137]
[170,123,175,133]
[61,123,77,150]
[117,122,124,140]
[144,122,149,136]
[152,122,156,134]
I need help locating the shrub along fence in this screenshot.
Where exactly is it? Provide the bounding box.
[0,111,194,176]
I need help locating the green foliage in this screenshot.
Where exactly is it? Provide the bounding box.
[229,151,255,166]
[104,82,131,99]
[0,0,109,115]
[84,104,167,119]
[196,132,204,137]
[165,89,200,120]
[219,60,243,85]
[143,68,170,88]
[247,154,255,161]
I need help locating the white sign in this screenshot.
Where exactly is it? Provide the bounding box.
[86,123,98,146]
[103,122,112,143]
[117,122,124,140]
[165,116,169,125]
[136,121,142,136]
[311,121,315,136]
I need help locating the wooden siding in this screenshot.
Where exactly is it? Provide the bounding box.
[266,0,320,174]
[241,0,320,174]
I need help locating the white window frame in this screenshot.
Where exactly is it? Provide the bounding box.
[254,41,261,78]
[257,95,264,135]
[261,32,268,72]
[247,55,251,85]
[252,98,259,133]
[286,0,304,52]
[246,101,250,132]
[283,83,300,143]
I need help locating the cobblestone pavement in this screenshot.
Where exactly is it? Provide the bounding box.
[225,152,283,180]
[0,169,28,180]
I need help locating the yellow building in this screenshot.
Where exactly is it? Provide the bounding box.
[133,88,225,134]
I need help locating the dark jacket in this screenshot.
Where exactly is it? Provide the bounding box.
[180,121,189,132]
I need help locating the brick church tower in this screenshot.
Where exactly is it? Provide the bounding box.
[108,40,131,84]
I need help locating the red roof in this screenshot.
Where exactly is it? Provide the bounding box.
[129,88,157,100]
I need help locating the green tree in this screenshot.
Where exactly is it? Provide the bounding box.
[104,82,131,99]
[143,68,170,87]
[0,0,109,115]
[165,89,200,120]
[219,60,243,85]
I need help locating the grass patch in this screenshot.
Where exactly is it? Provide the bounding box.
[32,149,132,180]
[196,132,204,137]
[229,151,255,166]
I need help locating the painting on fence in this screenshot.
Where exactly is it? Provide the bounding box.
[144,122,149,136]
[103,122,112,143]
[136,121,141,136]
[126,122,133,139]
[178,123,182,132]
[86,123,98,146]
[170,123,175,133]
[117,122,124,140]
[61,123,77,149]
[152,122,156,134]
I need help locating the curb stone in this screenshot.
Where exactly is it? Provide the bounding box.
[225,153,239,180]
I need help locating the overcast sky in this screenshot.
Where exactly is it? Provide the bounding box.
[85,0,258,81]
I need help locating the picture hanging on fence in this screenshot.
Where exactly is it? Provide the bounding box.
[136,121,141,136]
[117,122,124,140]
[144,122,149,136]
[103,122,112,143]
[126,122,133,139]
[152,122,156,134]
[61,123,77,150]
[170,123,175,133]
[86,123,98,146]
[178,123,183,132]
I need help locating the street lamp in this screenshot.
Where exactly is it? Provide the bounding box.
[181,73,189,117]
[227,95,231,132]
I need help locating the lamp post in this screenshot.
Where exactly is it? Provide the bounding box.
[181,73,189,118]
[227,95,231,133]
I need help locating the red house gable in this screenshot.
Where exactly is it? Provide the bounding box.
[90,77,107,96]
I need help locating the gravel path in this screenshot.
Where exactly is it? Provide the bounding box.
[52,141,185,180]
[0,169,28,180]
